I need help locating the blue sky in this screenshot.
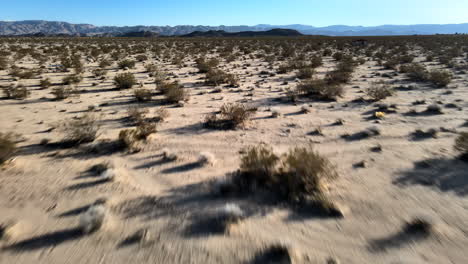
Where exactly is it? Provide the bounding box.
[1,0,467,27]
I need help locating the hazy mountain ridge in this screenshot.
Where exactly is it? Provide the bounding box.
[1,20,468,36]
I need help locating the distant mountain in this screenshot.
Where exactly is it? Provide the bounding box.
[1,20,468,36]
[182,28,303,37]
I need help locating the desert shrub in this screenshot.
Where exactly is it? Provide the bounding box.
[114,72,136,89]
[428,70,452,87]
[0,132,17,165]
[400,63,428,82]
[158,81,188,103]
[195,57,219,73]
[0,56,8,70]
[230,145,337,201]
[366,82,394,101]
[98,59,111,68]
[63,114,100,145]
[310,55,323,68]
[118,59,136,69]
[204,103,255,129]
[135,121,157,140]
[454,132,468,160]
[151,69,167,85]
[127,107,149,123]
[326,58,356,84]
[296,79,344,100]
[92,68,107,78]
[279,147,338,199]
[133,88,152,102]
[118,129,139,150]
[205,69,239,86]
[62,74,82,85]
[135,54,148,62]
[239,145,279,184]
[2,84,29,99]
[323,49,333,56]
[296,68,314,79]
[51,85,79,100]
[165,85,188,103]
[145,63,157,73]
[10,68,36,79]
[40,78,51,89]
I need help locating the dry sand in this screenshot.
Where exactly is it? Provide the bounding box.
[1,43,468,263]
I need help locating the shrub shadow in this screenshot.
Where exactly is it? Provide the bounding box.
[2,228,84,252]
[394,157,468,196]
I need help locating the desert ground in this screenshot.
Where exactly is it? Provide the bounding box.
[0,36,468,263]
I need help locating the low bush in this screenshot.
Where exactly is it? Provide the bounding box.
[40,78,51,89]
[158,81,188,103]
[204,103,255,129]
[454,132,468,161]
[428,70,452,87]
[228,145,338,201]
[296,68,314,79]
[196,57,219,73]
[366,82,394,101]
[0,132,17,165]
[205,69,239,87]
[118,59,136,69]
[62,114,100,145]
[400,63,428,82]
[62,74,82,85]
[2,85,29,99]
[51,85,79,100]
[114,73,136,89]
[133,88,152,102]
[296,79,344,101]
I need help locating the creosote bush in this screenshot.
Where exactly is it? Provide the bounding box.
[133,88,152,102]
[366,82,394,101]
[296,79,344,101]
[158,81,188,103]
[52,85,79,100]
[62,74,82,85]
[40,78,51,89]
[118,59,136,69]
[227,145,337,201]
[454,132,468,161]
[204,103,255,129]
[0,132,17,165]
[114,72,136,89]
[428,70,452,87]
[2,84,29,99]
[62,114,100,145]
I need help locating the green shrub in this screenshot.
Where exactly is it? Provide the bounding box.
[0,132,17,165]
[114,73,136,89]
[165,85,188,103]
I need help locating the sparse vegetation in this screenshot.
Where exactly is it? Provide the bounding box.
[366,82,394,101]
[204,103,255,129]
[114,72,136,89]
[2,84,29,99]
[454,132,468,161]
[0,132,17,165]
[62,114,100,145]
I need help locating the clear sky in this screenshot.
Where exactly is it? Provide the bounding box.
[1,0,467,27]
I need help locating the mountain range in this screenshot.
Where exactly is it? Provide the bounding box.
[1,20,468,36]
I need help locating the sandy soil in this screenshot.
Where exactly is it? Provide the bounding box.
[1,42,468,264]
